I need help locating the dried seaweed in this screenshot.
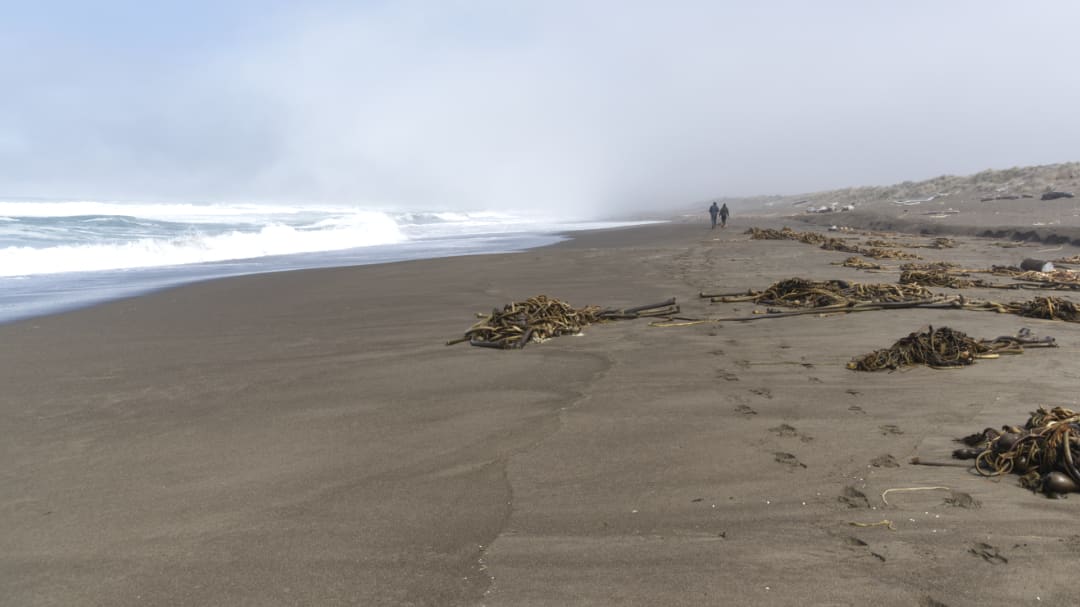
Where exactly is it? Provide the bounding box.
[448,295,679,349]
[847,326,1053,371]
[954,406,1080,497]
[899,270,983,289]
[833,256,883,270]
[713,278,933,307]
[848,326,990,371]
[971,296,1080,321]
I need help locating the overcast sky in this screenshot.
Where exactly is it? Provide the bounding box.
[2,1,1078,216]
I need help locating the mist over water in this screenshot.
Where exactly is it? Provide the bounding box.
[2,2,1079,217]
[0,200,657,322]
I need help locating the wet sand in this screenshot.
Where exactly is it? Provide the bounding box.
[4,214,1080,606]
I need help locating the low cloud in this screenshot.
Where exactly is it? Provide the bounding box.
[2,1,1079,218]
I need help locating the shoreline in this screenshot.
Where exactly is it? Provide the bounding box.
[5,212,1080,605]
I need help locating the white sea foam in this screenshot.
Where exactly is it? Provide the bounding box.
[0,199,661,277]
[0,211,405,277]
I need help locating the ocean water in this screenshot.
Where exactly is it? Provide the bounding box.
[0,201,655,324]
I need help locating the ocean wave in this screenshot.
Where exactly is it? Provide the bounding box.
[0,212,405,277]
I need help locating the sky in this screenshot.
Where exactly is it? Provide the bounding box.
[1,0,1079,217]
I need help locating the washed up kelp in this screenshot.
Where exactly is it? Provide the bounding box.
[846,326,1055,371]
[746,226,827,245]
[863,247,919,260]
[987,266,1080,289]
[969,296,1080,322]
[953,406,1080,497]
[746,227,925,260]
[707,278,934,307]
[899,270,985,289]
[447,295,679,349]
[832,256,884,270]
[900,261,962,272]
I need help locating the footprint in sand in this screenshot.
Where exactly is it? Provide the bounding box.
[770,423,813,442]
[869,454,899,468]
[848,405,866,414]
[749,387,773,399]
[968,542,1008,564]
[879,424,903,436]
[943,491,981,509]
[715,369,739,381]
[841,535,887,562]
[734,404,757,416]
[773,452,807,470]
[839,486,870,508]
[709,349,725,357]
[846,389,861,396]
[808,376,822,383]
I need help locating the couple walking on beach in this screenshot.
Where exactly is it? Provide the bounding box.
[709,202,729,229]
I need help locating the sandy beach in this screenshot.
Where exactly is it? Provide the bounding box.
[5,208,1080,606]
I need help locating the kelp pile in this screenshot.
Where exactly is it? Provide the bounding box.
[973,296,1080,322]
[989,266,1080,289]
[863,247,919,260]
[711,278,933,307]
[447,295,679,349]
[746,226,827,244]
[899,269,984,289]
[833,256,883,270]
[900,261,962,272]
[745,227,918,260]
[954,406,1080,497]
[1052,255,1080,265]
[846,326,1055,371]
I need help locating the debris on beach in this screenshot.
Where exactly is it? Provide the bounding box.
[899,269,985,289]
[706,278,934,307]
[447,295,679,349]
[971,296,1080,322]
[953,406,1080,497]
[745,226,920,260]
[833,256,883,270]
[1040,191,1074,201]
[893,260,1080,291]
[846,326,1055,371]
[1051,255,1080,266]
[987,265,1080,289]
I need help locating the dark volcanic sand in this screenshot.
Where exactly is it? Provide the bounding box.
[4,211,1080,606]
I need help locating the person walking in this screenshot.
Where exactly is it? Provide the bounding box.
[708,202,720,229]
[719,203,730,228]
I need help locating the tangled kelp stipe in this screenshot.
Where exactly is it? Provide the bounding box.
[899,270,984,289]
[447,295,679,349]
[709,278,934,308]
[847,326,1056,371]
[954,407,1080,497]
[973,296,1080,322]
[833,256,883,270]
[745,226,921,260]
[988,266,1080,289]
[900,261,962,272]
